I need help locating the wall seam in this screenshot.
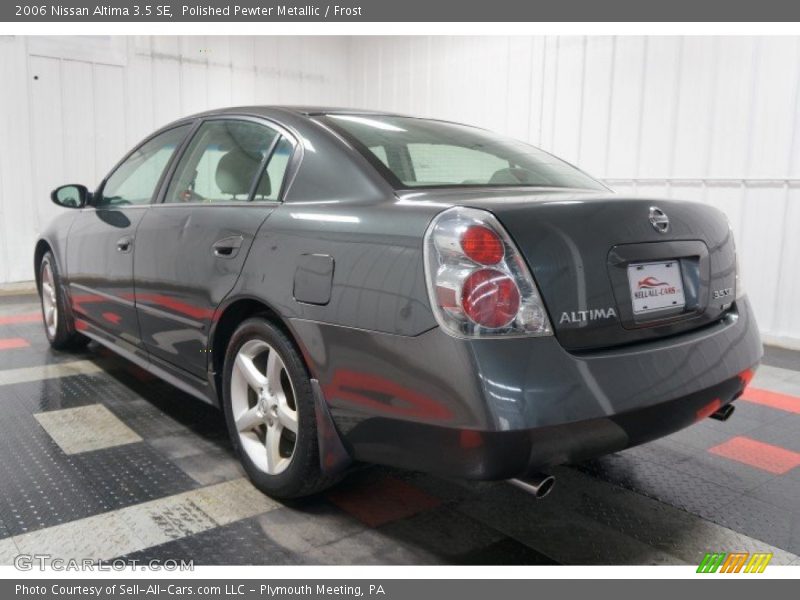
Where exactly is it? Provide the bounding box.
[603,36,617,177]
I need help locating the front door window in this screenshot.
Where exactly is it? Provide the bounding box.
[98,124,191,207]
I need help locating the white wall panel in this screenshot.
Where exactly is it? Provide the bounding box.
[0,37,38,283]
[637,37,681,177]
[230,37,256,105]
[551,37,585,163]
[773,185,800,345]
[253,38,280,104]
[151,43,182,126]
[505,37,535,141]
[578,37,614,173]
[672,37,717,178]
[538,37,559,150]
[124,51,155,147]
[28,56,66,243]
[606,37,647,177]
[93,64,127,179]
[61,60,96,185]
[748,38,800,179]
[707,37,756,178]
[739,185,787,332]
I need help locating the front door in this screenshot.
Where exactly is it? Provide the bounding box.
[66,124,192,349]
[134,118,295,379]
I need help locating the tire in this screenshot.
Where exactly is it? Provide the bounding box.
[39,251,89,350]
[222,316,335,499]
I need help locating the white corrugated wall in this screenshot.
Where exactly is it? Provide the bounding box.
[0,35,351,285]
[0,35,798,348]
[347,36,800,349]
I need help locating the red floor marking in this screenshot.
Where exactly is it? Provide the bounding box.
[0,337,30,350]
[741,387,800,414]
[102,312,122,325]
[0,313,41,325]
[696,398,722,421]
[708,436,800,474]
[327,476,442,527]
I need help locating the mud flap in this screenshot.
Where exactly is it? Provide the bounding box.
[311,378,352,475]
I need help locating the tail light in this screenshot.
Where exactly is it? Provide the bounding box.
[729,219,745,300]
[423,206,553,338]
[735,248,745,300]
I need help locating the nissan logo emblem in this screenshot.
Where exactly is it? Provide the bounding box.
[649,207,670,234]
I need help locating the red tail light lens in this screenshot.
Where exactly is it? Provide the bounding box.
[461,269,520,328]
[460,225,504,265]
[423,206,552,338]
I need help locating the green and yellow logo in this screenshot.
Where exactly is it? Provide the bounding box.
[697,552,773,573]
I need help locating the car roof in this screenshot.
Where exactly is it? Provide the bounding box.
[277,106,411,117]
[180,105,411,121]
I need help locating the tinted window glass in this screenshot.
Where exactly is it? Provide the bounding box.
[368,145,390,167]
[326,115,605,191]
[100,125,190,206]
[164,120,280,204]
[408,143,507,184]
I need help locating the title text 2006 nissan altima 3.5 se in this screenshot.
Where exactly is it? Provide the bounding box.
[37,107,762,499]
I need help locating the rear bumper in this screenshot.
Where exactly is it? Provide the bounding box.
[290,297,762,479]
[340,369,752,479]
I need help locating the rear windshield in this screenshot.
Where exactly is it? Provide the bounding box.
[323,114,606,191]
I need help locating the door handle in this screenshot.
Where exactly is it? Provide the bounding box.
[212,235,244,259]
[116,236,133,253]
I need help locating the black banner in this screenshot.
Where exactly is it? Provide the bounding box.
[5,0,800,22]
[5,579,800,600]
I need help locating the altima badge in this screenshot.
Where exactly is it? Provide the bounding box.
[560,308,617,324]
[649,206,670,233]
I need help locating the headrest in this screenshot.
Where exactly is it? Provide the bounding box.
[488,167,540,185]
[215,149,260,196]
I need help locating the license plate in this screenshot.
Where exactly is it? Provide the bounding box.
[627,260,686,315]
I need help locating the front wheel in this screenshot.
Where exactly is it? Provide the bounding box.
[39,252,88,350]
[222,317,335,498]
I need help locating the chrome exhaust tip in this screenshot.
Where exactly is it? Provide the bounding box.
[710,404,736,422]
[509,473,556,499]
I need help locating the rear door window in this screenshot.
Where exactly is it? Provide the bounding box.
[164,120,291,204]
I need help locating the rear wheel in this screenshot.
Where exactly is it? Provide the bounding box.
[222,317,335,498]
[39,252,88,350]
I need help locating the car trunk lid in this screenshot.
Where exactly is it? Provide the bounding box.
[410,188,737,351]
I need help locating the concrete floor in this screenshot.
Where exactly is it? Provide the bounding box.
[0,290,799,565]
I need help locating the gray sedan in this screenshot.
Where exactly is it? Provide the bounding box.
[36,107,762,498]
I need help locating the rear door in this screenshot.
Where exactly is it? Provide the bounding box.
[133,117,296,378]
[66,124,192,346]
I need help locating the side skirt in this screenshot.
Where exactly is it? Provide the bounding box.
[79,326,217,406]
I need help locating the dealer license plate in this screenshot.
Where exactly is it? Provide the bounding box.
[627,260,686,315]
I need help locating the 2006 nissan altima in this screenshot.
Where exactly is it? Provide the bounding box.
[36,107,762,498]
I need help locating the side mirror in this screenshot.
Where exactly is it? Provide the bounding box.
[51,184,89,209]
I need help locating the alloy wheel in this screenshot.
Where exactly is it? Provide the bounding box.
[41,260,58,339]
[230,339,299,475]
